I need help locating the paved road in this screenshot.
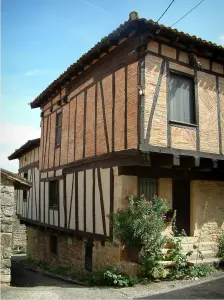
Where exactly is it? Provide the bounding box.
[1,256,224,300]
[137,277,224,299]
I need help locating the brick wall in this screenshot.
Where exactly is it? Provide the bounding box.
[144,41,224,154]
[40,37,139,171]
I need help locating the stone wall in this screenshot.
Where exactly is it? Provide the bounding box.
[191,180,224,241]
[27,227,85,272]
[1,176,14,284]
[26,226,138,275]
[12,191,27,253]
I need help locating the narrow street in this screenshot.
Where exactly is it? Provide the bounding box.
[137,277,224,299]
[1,256,224,300]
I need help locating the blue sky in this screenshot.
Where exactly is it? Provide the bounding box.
[1,0,224,171]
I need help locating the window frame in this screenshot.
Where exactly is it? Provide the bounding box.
[49,180,59,209]
[138,177,158,200]
[169,70,196,126]
[55,112,62,147]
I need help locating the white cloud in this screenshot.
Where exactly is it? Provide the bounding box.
[0,123,40,146]
[0,123,40,172]
[24,69,41,76]
[219,35,224,45]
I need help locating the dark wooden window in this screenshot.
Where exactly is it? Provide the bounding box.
[170,73,195,124]
[23,172,28,201]
[50,235,58,255]
[55,113,62,147]
[23,190,27,201]
[139,178,158,200]
[85,241,93,272]
[49,180,59,208]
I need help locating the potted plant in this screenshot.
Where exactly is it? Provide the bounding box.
[107,195,168,263]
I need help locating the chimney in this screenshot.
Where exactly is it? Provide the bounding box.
[129,11,139,21]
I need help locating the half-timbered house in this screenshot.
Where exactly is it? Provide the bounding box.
[9,12,224,273]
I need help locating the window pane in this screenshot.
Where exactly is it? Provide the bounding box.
[56,126,62,146]
[170,74,195,124]
[23,190,27,201]
[49,181,59,207]
[56,113,62,126]
[139,178,158,200]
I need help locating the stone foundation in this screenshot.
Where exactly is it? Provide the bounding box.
[1,177,14,284]
[27,227,84,271]
[26,226,140,276]
[12,192,27,253]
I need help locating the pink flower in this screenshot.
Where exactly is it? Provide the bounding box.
[130,200,134,205]
[106,214,110,217]
[140,194,145,198]
[163,215,166,219]
[136,212,139,215]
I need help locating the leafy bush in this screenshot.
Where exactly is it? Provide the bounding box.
[87,268,139,287]
[218,233,224,262]
[108,195,168,249]
[185,264,215,277]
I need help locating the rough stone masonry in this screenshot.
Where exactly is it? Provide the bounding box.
[1,176,14,284]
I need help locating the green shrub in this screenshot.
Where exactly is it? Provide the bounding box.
[108,195,168,250]
[185,264,215,277]
[87,268,139,287]
[168,263,215,279]
[218,233,224,262]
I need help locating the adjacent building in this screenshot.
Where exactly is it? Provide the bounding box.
[9,12,224,273]
[1,169,32,284]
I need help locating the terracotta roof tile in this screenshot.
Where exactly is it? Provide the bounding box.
[30,17,224,108]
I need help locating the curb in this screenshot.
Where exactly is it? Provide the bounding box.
[17,261,87,286]
[134,271,224,298]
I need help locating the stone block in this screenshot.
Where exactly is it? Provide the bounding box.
[2,248,11,259]
[1,233,12,248]
[2,207,14,217]
[1,259,11,268]
[1,275,11,283]
[1,198,14,207]
[1,217,13,225]
[1,224,13,233]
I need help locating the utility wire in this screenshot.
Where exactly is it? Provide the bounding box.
[171,0,206,27]
[157,0,175,23]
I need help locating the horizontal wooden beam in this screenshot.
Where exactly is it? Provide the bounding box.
[19,161,39,173]
[140,144,224,162]
[118,166,224,181]
[18,216,107,241]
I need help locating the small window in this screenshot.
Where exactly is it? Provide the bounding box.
[85,241,93,272]
[55,113,62,147]
[50,235,58,255]
[23,190,27,202]
[24,172,28,179]
[139,178,158,200]
[49,180,59,208]
[170,73,195,124]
